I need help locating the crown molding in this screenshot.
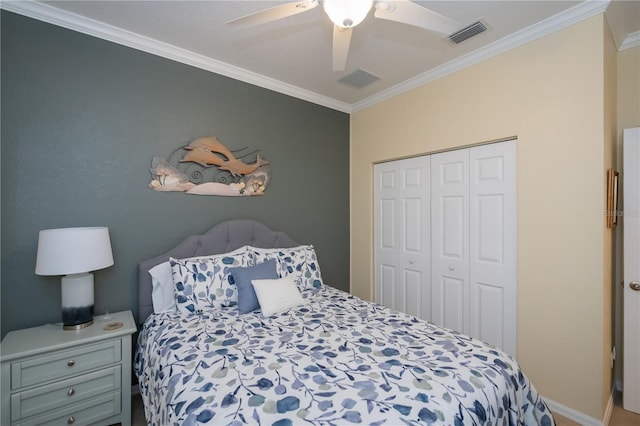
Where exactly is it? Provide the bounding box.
[351,0,610,112]
[0,0,352,113]
[620,31,640,50]
[1,0,610,114]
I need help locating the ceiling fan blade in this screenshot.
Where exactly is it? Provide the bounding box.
[332,25,353,71]
[227,0,319,29]
[374,1,460,35]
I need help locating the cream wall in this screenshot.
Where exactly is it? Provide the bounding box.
[602,18,617,415]
[351,15,615,420]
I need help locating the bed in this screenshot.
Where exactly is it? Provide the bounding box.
[134,219,555,425]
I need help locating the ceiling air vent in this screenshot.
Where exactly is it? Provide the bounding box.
[449,21,487,44]
[338,68,381,89]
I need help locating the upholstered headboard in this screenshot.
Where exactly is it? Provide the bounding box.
[137,219,299,324]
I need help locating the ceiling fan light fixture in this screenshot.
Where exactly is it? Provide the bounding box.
[323,0,373,28]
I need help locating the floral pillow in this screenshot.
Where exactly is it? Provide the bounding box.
[150,246,248,313]
[247,245,324,289]
[170,252,253,315]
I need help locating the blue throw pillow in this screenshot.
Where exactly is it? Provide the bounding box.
[229,259,278,314]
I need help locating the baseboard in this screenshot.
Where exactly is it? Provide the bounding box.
[545,398,604,426]
[544,387,615,426]
[603,390,614,426]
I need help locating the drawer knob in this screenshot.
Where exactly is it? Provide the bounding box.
[67,388,75,396]
[67,359,75,367]
[67,416,75,424]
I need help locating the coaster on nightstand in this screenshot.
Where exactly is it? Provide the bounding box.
[103,322,124,331]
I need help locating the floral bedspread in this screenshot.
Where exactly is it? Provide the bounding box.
[135,286,555,426]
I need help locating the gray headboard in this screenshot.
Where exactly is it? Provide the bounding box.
[137,219,299,324]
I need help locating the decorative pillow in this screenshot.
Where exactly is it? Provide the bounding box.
[248,245,324,289]
[228,259,278,314]
[170,251,252,315]
[251,276,306,316]
[149,247,249,313]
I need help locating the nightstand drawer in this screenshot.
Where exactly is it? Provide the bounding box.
[10,340,121,389]
[12,391,121,426]
[11,365,121,421]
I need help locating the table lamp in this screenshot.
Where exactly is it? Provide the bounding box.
[35,227,114,330]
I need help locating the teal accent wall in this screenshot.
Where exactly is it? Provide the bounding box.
[1,11,350,338]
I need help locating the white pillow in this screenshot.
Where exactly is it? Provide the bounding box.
[149,246,249,313]
[149,262,175,312]
[251,276,305,316]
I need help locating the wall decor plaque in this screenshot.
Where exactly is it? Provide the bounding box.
[149,136,271,196]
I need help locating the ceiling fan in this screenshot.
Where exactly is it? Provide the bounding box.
[227,0,461,71]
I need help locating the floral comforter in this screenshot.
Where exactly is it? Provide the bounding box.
[135,286,554,425]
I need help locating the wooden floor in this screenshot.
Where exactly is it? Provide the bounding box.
[131,390,640,425]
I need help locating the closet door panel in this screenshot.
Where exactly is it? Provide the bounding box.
[404,198,422,253]
[431,150,470,334]
[476,195,504,262]
[442,196,465,257]
[374,157,431,320]
[469,140,517,356]
[441,276,465,332]
[380,199,396,250]
[404,269,423,318]
[380,264,396,309]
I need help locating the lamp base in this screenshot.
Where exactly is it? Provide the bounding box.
[61,273,95,330]
[62,307,94,330]
[63,319,93,330]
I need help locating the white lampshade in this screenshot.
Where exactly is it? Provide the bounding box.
[35,227,114,330]
[323,0,373,28]
[36,227,113,276]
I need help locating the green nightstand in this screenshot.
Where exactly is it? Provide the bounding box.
[1,310,136,426]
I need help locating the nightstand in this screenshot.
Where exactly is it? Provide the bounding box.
[1,311,136,426]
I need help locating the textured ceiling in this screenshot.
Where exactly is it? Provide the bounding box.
[3,0,639,112]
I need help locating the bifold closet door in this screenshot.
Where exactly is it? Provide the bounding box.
[469,141,516,357]
[431,140,516,356]
[374,141,516,356]
[430,149,470,335]
[374,156,431,320]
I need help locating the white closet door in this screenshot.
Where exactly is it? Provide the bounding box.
[469,140,517,356]
[431,149,470,334]
[623,127,640,413]
[374,156,431,320]
[375,141,517,356]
